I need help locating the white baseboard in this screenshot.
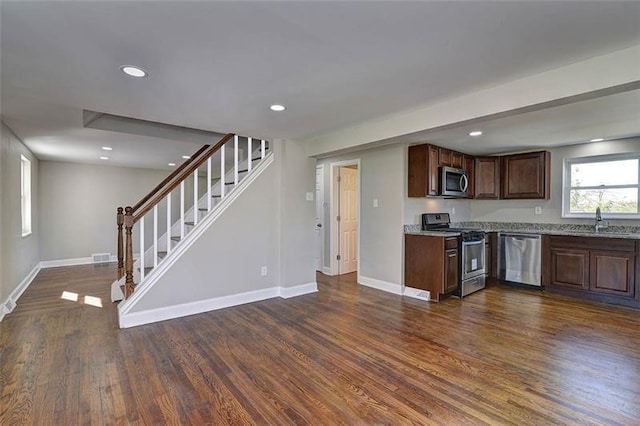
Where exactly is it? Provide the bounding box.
[1,262,41,321]
[40,257,93,268]
[119,281,316,328]
[279,282,318,298]
[358,275,403,295]
[403,286,431,301]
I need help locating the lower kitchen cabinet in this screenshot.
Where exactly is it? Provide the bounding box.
[485,232,497,278]
[405,234,459,301]
[543,235,639,307]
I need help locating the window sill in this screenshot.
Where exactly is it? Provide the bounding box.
[562,213,640,220]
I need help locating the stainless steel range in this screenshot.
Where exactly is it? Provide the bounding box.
[421,213,486,297]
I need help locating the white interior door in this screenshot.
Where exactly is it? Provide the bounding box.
[339,167,358,274]
[315,165,324,271]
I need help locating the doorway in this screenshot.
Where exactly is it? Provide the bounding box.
[330,160,360,276]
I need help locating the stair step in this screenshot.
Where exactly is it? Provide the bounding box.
[212,195,222,198]
[171,236,181,242]
[198,208,208,211]
[138,266,153,274]
[158,251,167,259]
[185,221,195,226]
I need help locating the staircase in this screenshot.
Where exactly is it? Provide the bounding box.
[111,133,271,303]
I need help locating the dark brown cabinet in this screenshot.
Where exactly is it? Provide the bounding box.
[408,144,440,197]
[405,234,459,301]
[475,157,500,199]
[543,235,638,307]
[439,148,452,167]
[501,151,550,199]
[463,155,475,198]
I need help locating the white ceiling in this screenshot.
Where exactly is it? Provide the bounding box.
[1,1,640,169]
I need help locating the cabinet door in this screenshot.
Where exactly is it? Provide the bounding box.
[439,148,452,167]
[501,151,550,199]
[452,151,463,169]
[428,145,439,195]
[463,155,475,198]
[590,251,635,297]
[549,248,589,290]
[475,157,500,199]
[485,243,492,278]
[444,248,459,293]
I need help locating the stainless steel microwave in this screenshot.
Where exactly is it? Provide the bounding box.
[440,166,469,197]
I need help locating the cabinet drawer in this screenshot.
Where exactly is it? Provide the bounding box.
[445,237,458,250]
[549,236,636,252]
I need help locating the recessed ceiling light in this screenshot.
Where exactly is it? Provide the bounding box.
[101,146,112,151]
[120,65,148,78]
[99,156,109,160]
[270,104,286,112]
[469,130,483,136]
[181,155,190,159]
[590,138,604,142]
[168,162,176,167]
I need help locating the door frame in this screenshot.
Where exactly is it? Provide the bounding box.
[329,159,361,277]
[315,164,325,272]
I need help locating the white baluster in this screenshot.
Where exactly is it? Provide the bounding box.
[180,181,185,239]
[139,217,145,281]
[234,135,239,185]
[247,137,252,173]
[261,139,266,159]
[193,169,198,225]
[220,144,226,199]
[153,205,158,268]
[166,193,172,254]
[207,157,212,212]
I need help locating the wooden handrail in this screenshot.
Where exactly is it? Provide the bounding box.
[132,133,235,222]
[131,144,211,214]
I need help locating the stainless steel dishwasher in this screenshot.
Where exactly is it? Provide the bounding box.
[498,233,542,286]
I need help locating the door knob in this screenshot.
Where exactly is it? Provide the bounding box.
[316,223,322,228]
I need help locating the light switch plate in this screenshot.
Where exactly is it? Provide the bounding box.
[535,206,542,215]
[306,192,314,201]
[373,199,379,208]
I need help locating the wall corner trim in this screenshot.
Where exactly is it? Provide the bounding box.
[279,282,318,299]
[358,275,403,295]
[1,262,41,321]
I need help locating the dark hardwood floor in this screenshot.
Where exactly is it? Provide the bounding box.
[1,264,639,425]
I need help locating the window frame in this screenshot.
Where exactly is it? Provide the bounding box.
[562,152,640,219]
[21,154,32,237]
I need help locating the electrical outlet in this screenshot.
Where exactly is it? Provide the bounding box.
[451,207,455,215]
[306,192,314,201]
[261,266,268,276]
[373,199,379,208]
[535,206,542,215]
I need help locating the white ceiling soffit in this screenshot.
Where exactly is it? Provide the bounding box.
[83,110,225,145]
[1,1,640,168]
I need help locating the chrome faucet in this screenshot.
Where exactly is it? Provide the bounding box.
[595,207,608,232]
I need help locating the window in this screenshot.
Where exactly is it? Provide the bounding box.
[563,153,640,218]
[21,155,32,236]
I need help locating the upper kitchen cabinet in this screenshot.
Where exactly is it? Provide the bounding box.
[475,157,500,199]
[463,155,475,198]
[408,144,440,197]
[501,151,550,199]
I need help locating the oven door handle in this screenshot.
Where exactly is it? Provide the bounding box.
[462,239,485,246]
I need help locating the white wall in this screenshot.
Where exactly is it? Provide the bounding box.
[276,139,317,288]
[1,122,40,305]
[470,138,640,226]
[318,144,406,285]
[127,161,279,312]
[38,161,171,261]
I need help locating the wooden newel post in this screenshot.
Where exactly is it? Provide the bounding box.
[117,207,124,279]
[124,206,135,298]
